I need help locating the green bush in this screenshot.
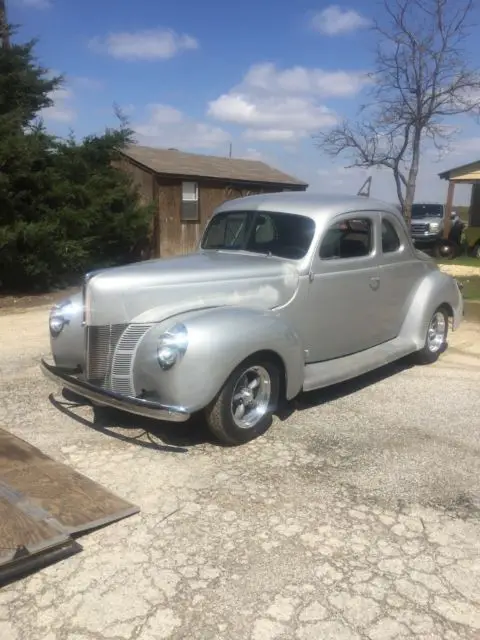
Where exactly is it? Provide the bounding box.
[0,28,153,292]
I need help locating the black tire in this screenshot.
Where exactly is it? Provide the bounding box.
[204,357,280,446]
[412,307,449,365]
[434,239,454,260]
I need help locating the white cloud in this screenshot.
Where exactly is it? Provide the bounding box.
[243,62,370,97]
[41,87,76,123]
[310,5,370,35]
[244,129,300,142]
[239,147,267,161]
[133,104,230,150]
[211,94,337,138]
[17,0,51,8]
[89,28,198,61]
[208,62,369,142]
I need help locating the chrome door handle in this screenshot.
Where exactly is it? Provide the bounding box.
[369,276,380,290]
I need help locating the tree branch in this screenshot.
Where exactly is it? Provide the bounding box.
[313,0,479,216]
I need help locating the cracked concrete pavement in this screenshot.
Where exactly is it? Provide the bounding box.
[0,305,479,639]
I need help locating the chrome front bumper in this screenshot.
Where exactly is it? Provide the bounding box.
[40,358,190,423]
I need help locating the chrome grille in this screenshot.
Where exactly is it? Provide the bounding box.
[411,223,429,233]
[110,324,152,396]
[85,324,127,387]
[86,323,153,393]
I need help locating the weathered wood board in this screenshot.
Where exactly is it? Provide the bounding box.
[0,427,140,585]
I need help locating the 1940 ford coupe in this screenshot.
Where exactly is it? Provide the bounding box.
[41,193,463,445]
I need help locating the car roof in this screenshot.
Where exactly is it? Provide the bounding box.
[215,191,404,223]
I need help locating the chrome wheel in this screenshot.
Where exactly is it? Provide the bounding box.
[230,366,271,429]
[427,311,447,353]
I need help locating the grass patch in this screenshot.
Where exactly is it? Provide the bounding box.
[436,256,480,268]
[457,276,480,301]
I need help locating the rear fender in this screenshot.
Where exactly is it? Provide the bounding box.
[399,269,463,349]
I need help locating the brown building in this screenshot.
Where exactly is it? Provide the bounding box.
[117,145,308,258]
[439,160,480,228]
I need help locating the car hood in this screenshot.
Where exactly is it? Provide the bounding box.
[85,251,300,325]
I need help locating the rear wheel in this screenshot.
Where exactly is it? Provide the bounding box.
[204,357,280,446]
[413,307,449,365]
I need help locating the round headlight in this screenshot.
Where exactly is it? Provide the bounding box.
[49,314,65,337]
[157,323,188,370]
[157,346,178,368]
[49,299,74,338]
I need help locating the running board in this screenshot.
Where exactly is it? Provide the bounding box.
[303,338,417,392]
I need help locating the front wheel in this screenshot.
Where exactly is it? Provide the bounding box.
[204,357,280,446]
[413,307,449,365]
[434,239,455,259]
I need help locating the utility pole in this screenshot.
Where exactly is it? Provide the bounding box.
[0,0,10,50]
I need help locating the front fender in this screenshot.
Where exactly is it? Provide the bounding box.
[133,306,305,412]
[399,269,463,349]
[49,292,85,369]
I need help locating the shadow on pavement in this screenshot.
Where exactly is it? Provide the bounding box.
[49,390,214,453]
[277,356,415,419]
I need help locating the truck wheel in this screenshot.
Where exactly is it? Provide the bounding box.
[434,240,454,259]
[413,307,449,365]
[204,357,280,445]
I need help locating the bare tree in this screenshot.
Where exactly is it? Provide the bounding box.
[313,0,480,222]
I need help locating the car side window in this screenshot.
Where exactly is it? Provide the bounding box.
[382,218,401,253]
[319,217,373,260]
[205,212,249,248]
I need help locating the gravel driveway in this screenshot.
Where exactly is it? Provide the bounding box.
[1,305,479,640]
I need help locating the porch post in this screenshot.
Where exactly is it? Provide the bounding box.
[443,180,455,239]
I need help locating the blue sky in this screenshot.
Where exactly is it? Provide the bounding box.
[9,0,480,204]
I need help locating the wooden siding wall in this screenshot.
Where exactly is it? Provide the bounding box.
[157,180,280,258]
[115,157,156,205]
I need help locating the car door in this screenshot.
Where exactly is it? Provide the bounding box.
[375,212,426,341]
[305,211,384,363]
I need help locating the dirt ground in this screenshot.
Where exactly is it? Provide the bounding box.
[0,286,80,313]
[0,305,479,639]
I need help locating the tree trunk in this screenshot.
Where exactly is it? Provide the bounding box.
[403,130,422,226]
[393,167,405,213]
[0,0,9,49]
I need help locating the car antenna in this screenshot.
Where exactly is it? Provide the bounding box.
[357,176,372,197]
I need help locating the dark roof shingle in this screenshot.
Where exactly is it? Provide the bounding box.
[121,145,308,188]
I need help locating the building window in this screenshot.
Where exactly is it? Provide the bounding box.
[181,181,199,221]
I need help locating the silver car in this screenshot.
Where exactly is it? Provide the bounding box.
[41,193,463,446]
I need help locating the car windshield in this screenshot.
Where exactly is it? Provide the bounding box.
[411,204,444,219]
[201,210,316,260]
